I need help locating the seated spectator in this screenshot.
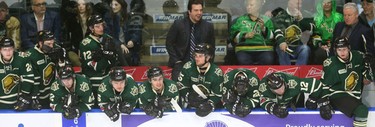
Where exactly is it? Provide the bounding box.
[0,1,21,51]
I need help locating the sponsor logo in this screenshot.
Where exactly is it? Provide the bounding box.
[222,67,257,74]
[153,14,184,23]
[264,67,298,77]
[215,46,227,55]
[305,67,323,78]
[150,46,168,56]
[152,13,228,23]
[125,68,136,76]
[202,13,228,23]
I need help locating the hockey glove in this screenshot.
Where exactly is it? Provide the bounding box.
[186,92,206,108]
[143,103,163,118]
[154,96,172,110]
[103,103,120,122]
[14,94,31,111]
[222,90,239,105]
[305,97,318,110]
[119,102,134,114]
[267,103,288,118]
[195,100,214,117]
[234,103,251,118]
[318,98,333,120]
[63,106,81,119]
[47,47,64,64]
[30,96,41,110]
[92,49,104,62]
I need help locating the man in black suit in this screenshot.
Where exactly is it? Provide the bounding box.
[331,2,375,55]
[166,0,215,81]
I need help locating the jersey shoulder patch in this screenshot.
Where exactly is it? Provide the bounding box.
[98,83,107,93]
[51,81,59,91]
[323,58,332,67]
[80,82,90,92]
[81,38,91,46]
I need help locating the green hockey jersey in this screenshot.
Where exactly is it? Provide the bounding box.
[321,51,372,100]
[138,78,179,109]
[97,75,138,108]
[259,72,326,111]
[222,68,260,110]
[177,61,223,106]
[50,74,94,112]
[0,52,34,109]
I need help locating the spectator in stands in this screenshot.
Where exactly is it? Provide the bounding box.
[331,2,375,55]
[79,14,118,107]
[166,0,215,81]
[222,68,260,117]
[25,30,66,109]
[321,37,373,127]
[310,0,343,64]
[0,37,34,110]
[359,0,375,28]
[272,0,314,65]
[139,66,180,118]
[0,2,21,51]
[50,65,94,119]
[20,0,61,51]
[259,72,333,120]
[177,43,223,117]
[98,66,138,122]
[229,0,275,65]
[105,0,141,66]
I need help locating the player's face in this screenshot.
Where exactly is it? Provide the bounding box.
[188,4,203,23]
[194,53,209,67]
[112,80,125,92]
[336,47,350,61]
[322,0,332,12]
[362,1,374,16]
[0,47,14,61]
[271,84,285,96]
[246,0,261,16]
[91,23,104,35]
[111,0,122,14]
[77,0,87,14]
[343,8,359,25]
[62,77,74,89]
[150,75,164,91]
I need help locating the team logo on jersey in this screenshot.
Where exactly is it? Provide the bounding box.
[130,86,138,96]
[2,74,20,94]
[98,83,107,93]
[43,63,55,86]
[50,81,59,91]
[215,68,223,76]
[345,71,359,91]
[249,77,258,87]
[183,61,192,69]
[323,58,332,67]
[80,82,90,92]
[288,80,297,89]
[138,85,146,94]
[82,38,91,46]
[168,84,178,94]
[259,82,267,92]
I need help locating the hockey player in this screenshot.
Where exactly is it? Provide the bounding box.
[222,68,260,117]
[139,66,180,118]
[177,43,223,117]
[259,72,333,120]
[25,30,65,109]
[79,14,118,107]
[50,65,94,119]
[98,66,138,122]
[321,37,373,127]
[0,37,34,110]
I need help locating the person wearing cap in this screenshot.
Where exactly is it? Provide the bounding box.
[0,1,21,51]
[20,0,61,50]
[49,65,94,119]
[222,68,260,117]
[177,43,223,117]
[138,66,179,118]
[321,37,373,127]
[0,37,34,110]
[24,30,65,109]
[259,72,332,120]
[97,66,138,122]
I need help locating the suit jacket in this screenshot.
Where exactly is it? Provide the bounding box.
[166,17,215,67]
[331,22,375,55]
[20,10,61,51]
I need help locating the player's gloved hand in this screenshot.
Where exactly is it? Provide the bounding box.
[222,90,239,105]
[119,102,134,114]
[233,103,251,118]
[154,96,172,109]
[267,103,288,118]
[305,97,318,110]
[103,103,120,122]
[30,96,41,110]
[47,47,64,64]
[63,106,81,119]
[143,103,163,118]
[318,98,333,120]
[14,94,31,111]
[92,49,104,61]
[186,92,206,108]
[195,100,214,117]
[364,54,375,70]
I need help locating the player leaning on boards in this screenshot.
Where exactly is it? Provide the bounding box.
[139,66,180,118]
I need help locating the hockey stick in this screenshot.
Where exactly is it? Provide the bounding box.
[192,84,208,99]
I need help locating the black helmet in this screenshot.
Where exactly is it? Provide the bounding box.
[87,14,104,27]
[147,66,163,79]
[109,66,126,81]
[58,66,74,79]
[265,73,285,90]
[334,37,350,50]
[0,37,14,48]
[194,43,212,56]
[233,74,249,96]
[37,30,54,42]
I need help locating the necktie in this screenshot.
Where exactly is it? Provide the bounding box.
[342,26,351,38]
[190,24,196,60]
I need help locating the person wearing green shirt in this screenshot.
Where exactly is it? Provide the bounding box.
[139,66,179,118]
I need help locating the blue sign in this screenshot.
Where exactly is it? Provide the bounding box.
[150,46,168,55]
[62,112,86,127]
